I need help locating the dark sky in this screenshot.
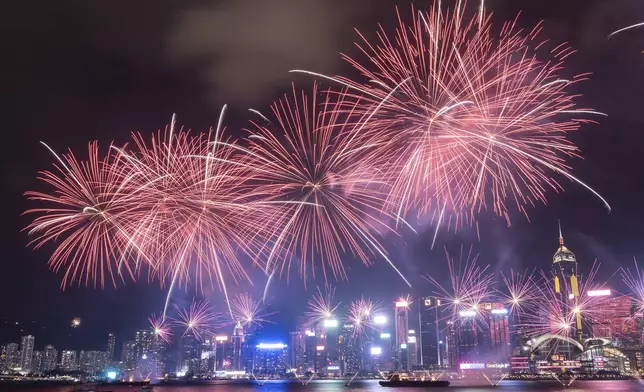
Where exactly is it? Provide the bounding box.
[2,0,644,353]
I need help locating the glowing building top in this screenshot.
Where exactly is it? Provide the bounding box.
[553,220,576,264]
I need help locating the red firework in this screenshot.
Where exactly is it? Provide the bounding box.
[304,285,341,327]
[229,292,275,328]
[24,142,147,288]
[149,313,173,343]
[172,300,221,341]
[299,2,609,225]
[243,83,409,285]
[345,297,382,337]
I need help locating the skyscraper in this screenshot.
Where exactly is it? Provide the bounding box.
[61,350,78,372]
[253,343,288,374]
[32,350,44,374]
[121,341,137,373]
[288,330,303,370]
[394,299,410,371]
[340,323,362,373]
[6,343,20,371]
[79,350,107,374]
[0,345,6,372]
[552,221,582,341]
[107,333,116,362]
[43,345,58,372]
[20,335,35,372]
[420,297,444,368]
[232,322,245,371]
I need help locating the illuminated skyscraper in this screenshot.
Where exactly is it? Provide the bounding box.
[0,345,6,371]
[107,333,116,362]
[420,297,445,368]
[394,299,410,371]
[79,350,107,374]
[340,324,362,373]
[6,343,20,371]
[61,350,77,371]
[43,345,57,372]
[121,341,137,373]
[253,343,288,374]
[20,335,35,372]
[232,322,244,370]
[32,350,43,374]
[288,330,304,370]
[552,221,582,340]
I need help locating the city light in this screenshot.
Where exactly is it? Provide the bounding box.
[380,332,391,339]
[327,365,340,371]
[491,308,508,315]
[257,343,287,350]
[408,336,417,343]
[106,371,117,380]
[588,289,611,297]
[373,315,387,325]
[460,363,486,370]
[400,343,407,349]
[305,330,315,337]
[395,301,409,308]
[215,336,228,341]
[459,310,477,317]
[408,329,415,334]
[323,319,339,328]
[316,345,325,351]
[371,347,382,355]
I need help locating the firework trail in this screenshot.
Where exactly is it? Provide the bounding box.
[172,300,221,341]
[149,314,173,343]
[295,2,609,227]
[608,22,644,40]
[424,245,495,324]
[243,83,410,286]
[345,297,382,337]
[70,317,81,328]
[229,292,275,328]
[24,142,147,288]
[304,286,341,327]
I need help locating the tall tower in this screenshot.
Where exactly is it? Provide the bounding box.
[232,321,244,371]
[107,333,116,362]
[20,335,35,372]
[394,298,410,371]
[552,221,582,341]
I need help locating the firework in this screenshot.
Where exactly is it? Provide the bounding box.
[149,314,172,343]
[70,317,81,328]
[500,269,541,315]
[243,83,409,286]
[424,246,495,323]
[172,300,220,341]
[608,22,644,40]
[622,259,644,315]
[24,142,145,289]
[229,292,275,328]
[346,297,382,337]
[296,2,609,225]
[304,286,341,327]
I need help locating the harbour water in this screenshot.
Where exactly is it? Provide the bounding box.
[4,379,642,392]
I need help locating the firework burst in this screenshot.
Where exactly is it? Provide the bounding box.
[304,286,341,327]
[622,259,644,315]
[243,83,409,286]
[70,317,81,328]
[295,2,609,226]
[149,314,172,343]
[24,142,146,288]
[172,300,220,341]
[346,297,382,337]
[424,246,495,323]
[229,292,275,328]
[500,269,541,315]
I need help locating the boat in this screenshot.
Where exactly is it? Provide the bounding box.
[379,374,450,388]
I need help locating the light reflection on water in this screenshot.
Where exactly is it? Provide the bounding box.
[10,379,643,392]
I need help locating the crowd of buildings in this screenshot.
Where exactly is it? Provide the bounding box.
[2,231,644,380]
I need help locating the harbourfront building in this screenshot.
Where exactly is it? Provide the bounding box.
[19,335,35,372]
[252,343,288,375]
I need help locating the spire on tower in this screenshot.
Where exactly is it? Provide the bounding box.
[558,219,564,246]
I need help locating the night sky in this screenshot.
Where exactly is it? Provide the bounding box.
[2,0,644,353]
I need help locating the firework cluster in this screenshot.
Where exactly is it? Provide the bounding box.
[25,2,608,294]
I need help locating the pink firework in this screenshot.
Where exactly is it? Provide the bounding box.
[24,142,147,288]
[500,269,541,315]
[304,286,341,327]
[149,313,173,343]
[424,246,495,322]
[622,259,644,315]
[298,2,609,225]
[229,292,275,328]
[346,297,382,337]
[172,300,220,341]
[112,114,260,316]
[243,83,409,286]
